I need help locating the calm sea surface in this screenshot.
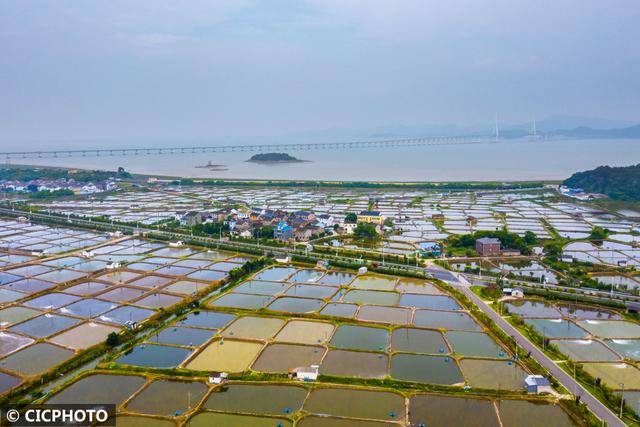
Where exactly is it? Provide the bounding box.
[9,138,640,181]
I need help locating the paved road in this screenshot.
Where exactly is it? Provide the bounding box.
[454,274,625,427]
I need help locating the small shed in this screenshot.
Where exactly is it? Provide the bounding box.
[208,372,228,385]
[289,365,319,381]
[560,254,574,263]
[524,375,553,394]
[502,287,524,298]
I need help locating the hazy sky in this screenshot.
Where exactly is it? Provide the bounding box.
[1,0,639,146]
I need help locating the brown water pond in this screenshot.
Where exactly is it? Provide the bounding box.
[202,383,308,415]
[319,350,388,378]
[125,379,208,416]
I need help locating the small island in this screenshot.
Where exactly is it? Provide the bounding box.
[246,153,308,163]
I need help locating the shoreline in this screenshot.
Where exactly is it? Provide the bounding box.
[0,163,561,186]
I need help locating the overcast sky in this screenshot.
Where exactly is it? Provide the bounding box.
[0,0,639,147]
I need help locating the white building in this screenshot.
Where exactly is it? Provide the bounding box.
[524,375,553,394]
[289,365,319,381]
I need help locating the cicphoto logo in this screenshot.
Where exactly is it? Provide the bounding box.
[2,404,116,426]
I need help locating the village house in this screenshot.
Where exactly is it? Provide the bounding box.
[524,375,553,394]
[357,211,383,224]
[294,224,324,242]
[476,237,501,256]
[315,214,335,229]
[274,221,293,241]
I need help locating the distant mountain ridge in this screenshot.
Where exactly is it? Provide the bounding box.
[548,124,640,139]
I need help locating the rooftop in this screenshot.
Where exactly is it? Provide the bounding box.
[476,237,501,245]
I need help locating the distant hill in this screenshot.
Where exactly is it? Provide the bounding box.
[564,164,640,201]
[247,153,306,163]
[548,124,640,139]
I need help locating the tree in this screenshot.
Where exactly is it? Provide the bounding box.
[345,212,358,223]
[589,226,609,240]
[253,226,274,239]
[524,231,538,245]
[106,332,120,347]
[354,223,377,239]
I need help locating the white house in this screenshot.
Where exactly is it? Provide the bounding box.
[289,365,319,381]
[169,241,184,247]
[208,372,228,385]
[503,287,524,298]
[561,254,574,263]
[316,214,335,228]
[340,222,356,234]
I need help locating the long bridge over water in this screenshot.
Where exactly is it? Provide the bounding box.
[0,135,495,160]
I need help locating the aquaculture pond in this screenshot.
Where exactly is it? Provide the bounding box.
[0,371,21,394]
[553,339,620,362]
[185,340,263,372]
[460,359,527,390]
[409,394,500,427]
[582,363,640,389]
[50,322,119,349]
[503,300,561,318]
[557,303,621,320]
[64,281,112,296]
[187,412,292,427]
[98,286,147,302]
[391,328,448,354]
[115,343,192,368]
[445,331,506,358]
[577,320,640,338]
[319,303,358,318]
[149,326,216,347]
[221,316,285,340]
[286,284,337,299]
[10,314,81,338]
[396,278,444,295]
[234,280,290,296]
[275,320,335,344]
[318,271,354,286]
[330,325,389,352]
[498,399,578,427]
[606,339,640,360]
[0,332,33,356]
[267,297,325,313]
[304,388,405,421]
[350,275,397,291]
[297,416,391,427]
[209,293,274,310]
[125,379,208,416]
[523,319,588,339]
[251,343,325,373]
[0,343,73,375]
[177,310,235,329]
[202,383,308,415]
[391,354,464,385]
[343,290,399,306]
[398,294,460,310]
[319,350,388,378]
[413,310,482,331]
[59,299,118,318]
[46,374,146,406]
[356,305,412,324]
[252,267,297,281]
[289,269,325,283]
